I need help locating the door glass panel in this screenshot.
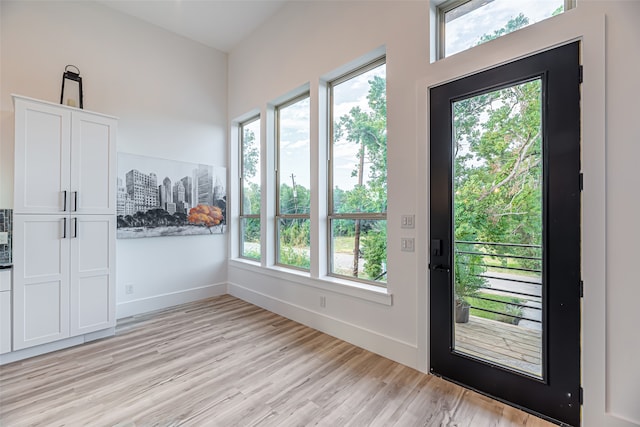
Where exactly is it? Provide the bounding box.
[452,78,543,377]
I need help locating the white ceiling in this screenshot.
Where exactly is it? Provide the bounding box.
[97,0,289,53]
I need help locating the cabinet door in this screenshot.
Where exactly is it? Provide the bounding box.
[13,215,70,350]
[70,112,117,215]
[14,98,71,214]
[69,215,115,336]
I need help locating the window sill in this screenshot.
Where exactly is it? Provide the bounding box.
[228,258,393,306]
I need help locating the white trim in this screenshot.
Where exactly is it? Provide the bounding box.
[0,327,114,366]
[116,282,227,319]
[319,45,386,83]
[228,281,415,369]
[601,415,640,427]
[229,258,392,306]
[11,94,118,119]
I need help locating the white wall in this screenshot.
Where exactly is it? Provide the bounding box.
[227,1,640,426]
[0,1,228,316]
[597,1,640,424]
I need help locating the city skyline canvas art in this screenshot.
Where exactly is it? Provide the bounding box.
[117,153,226,239]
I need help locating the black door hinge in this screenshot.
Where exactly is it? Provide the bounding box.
[579,387,584,405]
[580,280,584,298]
[579,65,584,84]
[579,172,584,191]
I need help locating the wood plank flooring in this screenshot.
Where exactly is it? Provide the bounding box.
[0,295,554,426]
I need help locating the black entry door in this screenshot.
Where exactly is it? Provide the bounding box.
[429,42,581,426]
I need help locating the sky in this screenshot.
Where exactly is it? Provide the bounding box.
[446,0,565,56]
[278,97,311,191]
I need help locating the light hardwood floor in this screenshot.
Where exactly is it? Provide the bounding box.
[0,295,555,426]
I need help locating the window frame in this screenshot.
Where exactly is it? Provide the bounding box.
[239,115,261,261]
[436,0,576,59]
[327,56,387,286]
[275,92,311,271]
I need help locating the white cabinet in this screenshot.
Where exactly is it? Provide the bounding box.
[12,215,116,351]
[13,96,116,215]
[0,269,11,354]
[12,95,117,352]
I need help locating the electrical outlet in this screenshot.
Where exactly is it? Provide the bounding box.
[401,237,415,252]
[125,284,134,295]
[0,232,8,245]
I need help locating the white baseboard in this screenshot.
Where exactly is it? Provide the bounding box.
[227,281,418,370]
[117,282,227,319]
[0,327,115,366]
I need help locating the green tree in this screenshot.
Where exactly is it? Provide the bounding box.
[450,13,545,288]
[334,74,387,278]
[278,181,311,269]
[242,129,259,181]
[362,223,387,280]
[242,128,262,244]
[477,13,529,45]
[279,183,310,215]
[453,80,543,291]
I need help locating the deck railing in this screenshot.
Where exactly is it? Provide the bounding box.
[455,240,542,325]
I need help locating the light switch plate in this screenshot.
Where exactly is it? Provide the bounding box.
[401,214,415,229]
[0,232,8,245]
[401,237,415,252]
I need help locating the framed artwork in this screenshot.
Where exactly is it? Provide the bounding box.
[116,153,226,239]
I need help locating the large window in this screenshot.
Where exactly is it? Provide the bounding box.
[329,58,387,285]
[239,116,261,260]
[276,95,311,270]
[438,0,574,58]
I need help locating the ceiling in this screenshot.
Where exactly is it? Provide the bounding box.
[97,0,289,53]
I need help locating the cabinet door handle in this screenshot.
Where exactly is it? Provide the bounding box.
[63,217,67,239]
[73,191,78,212]
[74,217,78,238]
[63,191,67,212]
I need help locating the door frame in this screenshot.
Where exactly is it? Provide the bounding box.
[417,10,607,426]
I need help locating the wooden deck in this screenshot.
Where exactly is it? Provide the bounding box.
[455,315,543,377]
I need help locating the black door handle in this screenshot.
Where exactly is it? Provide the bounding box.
[430,264,451,273]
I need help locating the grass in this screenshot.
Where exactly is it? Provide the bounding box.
[468,292,525,325]
[333,236,356,253]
